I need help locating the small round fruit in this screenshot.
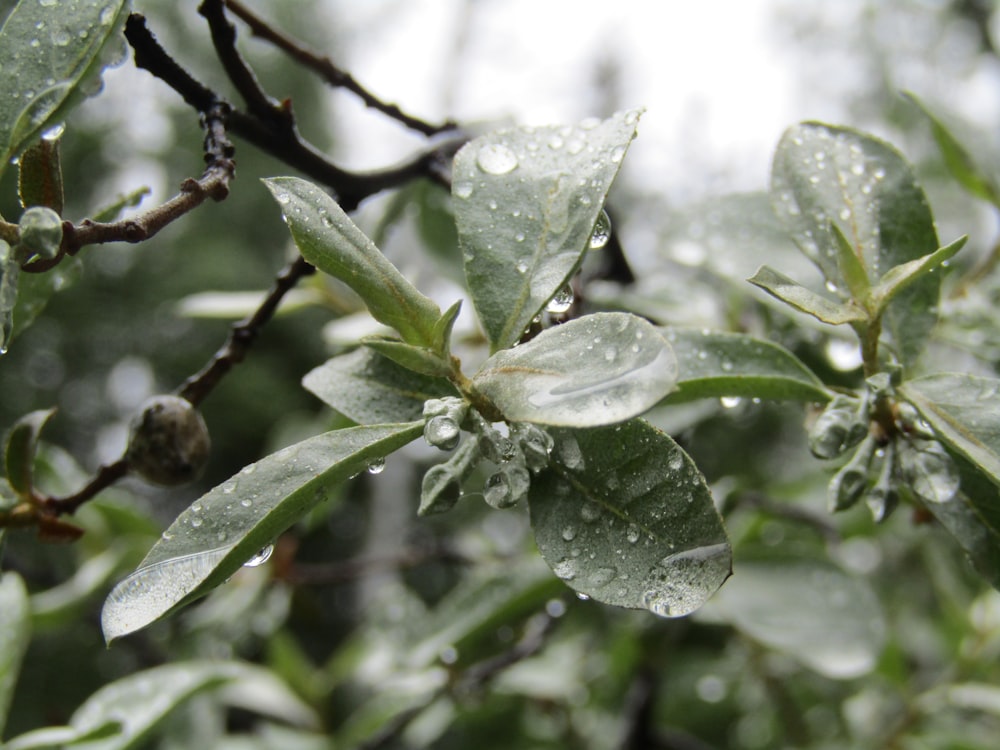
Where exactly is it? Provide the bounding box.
[126,395,210,486]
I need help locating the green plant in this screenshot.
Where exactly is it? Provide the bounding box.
[3,1,1000,748]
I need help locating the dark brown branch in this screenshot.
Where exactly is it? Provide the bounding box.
[223,0,457,137]
[40,459,129,516]
[178,255,315,405]
[125,13,217,112]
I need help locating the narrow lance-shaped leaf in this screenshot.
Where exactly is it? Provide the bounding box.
[869,235,967,316]
[101,422,424,642]
[529,420,731,617]
[771,122,941,368]
[264,177,443,348]
[904,91,1000,208]
[18,133,64,213]
[660,327,831,403]
[472,312,677,427]
[0,0,131,169]
[0,572,30,738]
[748,265,867,326]
[4,407,56,496]
[455,109,642,351]
[303,348,456,425]
[900,373,1000,487]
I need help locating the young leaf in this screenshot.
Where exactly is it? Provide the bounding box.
[869,235,967,316]
[748,265,867,325]
[831,221,871,304]
[472,312,677,427]
[264,177,442,348]
[900,373,1000,486]
[4,408,56,496]
[771,122,941,368]
[0,572,30,738]
[660,328,831,403]
[361,336,453,378]
[302,348,456,425]
[101,422,424,642]
[529,420,731,617]
[0,0,131,169]
[455,109,642,351]
[700,556,885,679]
[904,92,1000,208]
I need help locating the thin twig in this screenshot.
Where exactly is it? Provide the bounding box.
[39,459,129,516]
[223,0,457,137]
[285,546,474,586]
[179,255,315,406]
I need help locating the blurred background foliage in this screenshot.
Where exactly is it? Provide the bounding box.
[3,1,1000,748]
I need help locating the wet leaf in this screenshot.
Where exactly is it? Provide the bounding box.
[302,348,456,425]
[4,408,56,496]
[18,134,64,213]
[472,312,676,427]
[748,265,867,325]
[361,336,453,378]
[101,422,423,642]
[264,177,443,348]
[0,572,30,738]
[901,373,1000,486]
[0,0,130,170]
[700,556,885,679]
[8,661,311,750]
[771,122,941,368]
[529,419,731,617]
[454,109,642,351]
[660,327,830,403]
[869,235,967,317]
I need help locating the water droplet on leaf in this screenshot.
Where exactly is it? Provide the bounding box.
[476,143,518,175]
[244,544,274,568]
[546,285,574,314]
[367,457,386,475]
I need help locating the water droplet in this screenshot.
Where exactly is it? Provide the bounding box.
[190,517,203,528]
[240,498,253,508]
[275,192,290,204]
[453,181,474,199]
[901,439,960,504]
[641,543,731,618]
[609,145,626,163]
[516,260,529,273]
[590,567,617,587]
[514,232,525,243]
[553,559,577,581]
[589,209,611,250]
[720,396,742,409]
[244,544,274,568]
[626,524,641,544]
[580,501,602,523]
[52,29,71,46]
[476,143,518,175]
[424,415,460,451]
[556,435,585,470]
[39,0,59,7]
[548,135,564,150]
[100,5,115,24]
[562,525,578,542]
[546,285,574,314]
[367,457,386,475]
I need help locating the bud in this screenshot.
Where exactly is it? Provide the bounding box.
[126,395,210,486]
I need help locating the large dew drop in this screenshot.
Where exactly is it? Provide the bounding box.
[476,143,518,175]
[589,209,611,250]
[243,544,274,568]
[546,285,574,314]
[641,543,732,618]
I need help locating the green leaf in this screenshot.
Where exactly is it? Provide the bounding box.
[1,242,19,354]
[472,312,676,427]
[264,177,442,348]
[9,255,82,346]
[4,407,56,496]
[0,0,131,170]
[700,556,885,679]
[361,336,452,378]
[430,299,462,357]
[455,109,642,351]
[89,186,150,223]
[900,374,1000,486]
[771,122,941,368]
[869,235,967,316]
[302,348,456,425]
[529,420,731,616]
[660,327,831,403]
[0,572,30,738]
[831,221,871,304]
[747,265,867,325]
[30,546,126,629]
[101,422,423,641]
[4,721,121,750]
[50,662,303,750]
[920,453,1000,589]
[904,92,1000,208]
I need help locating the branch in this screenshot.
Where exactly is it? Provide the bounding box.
[223,0,457,137]
[179,255,315,406]
[39,459,129,516]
